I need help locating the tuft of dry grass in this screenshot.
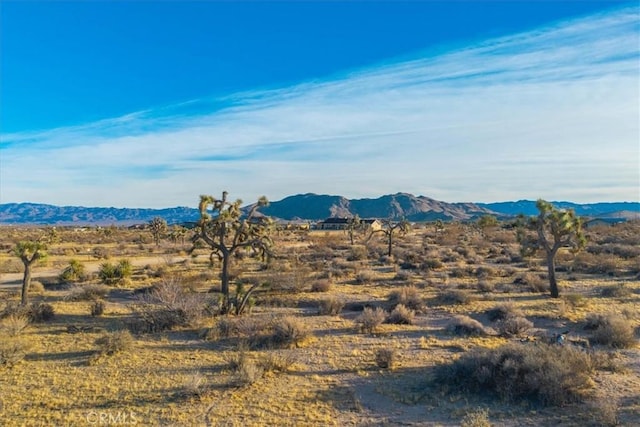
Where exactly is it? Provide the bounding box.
[0,314,30,337]
[356,307,386,334]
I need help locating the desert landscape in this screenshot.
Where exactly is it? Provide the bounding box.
[1,198,638,426]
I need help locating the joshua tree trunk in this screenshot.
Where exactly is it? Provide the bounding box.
[546,249,559,298]
[21,262,32,305]
[220,249,231,312]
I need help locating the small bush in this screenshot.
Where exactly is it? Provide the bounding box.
[435,343,594,406]
[95,330,134,356]
[67,284,110,301]
[563,293,587,308]
[90,300,105,317]
[234,360,264,387]
[387,286,423,311]
[496,316,533,338]
[27,303,55,323]
[356,307,386,334]
[461,408,491,427]
[0,339,30,368]
[270,316,310,348]
[0,315,30,336]
[355,270,375,284]
[448,315,486,336]
[486,302,522,322]
[514,272,548,293]
[375,348,397,369]
[310,279,332,292]
[259,351,296,373]
[318,296,345,316]
[599,284,632,298]
[59,259,86,282]
[182,372,207,397]
[98,259,133,285]
[437,290,473,306]
[588,314,637,348]
[30,281,45,295]
[477,279,495,293]
[386,304,415,325]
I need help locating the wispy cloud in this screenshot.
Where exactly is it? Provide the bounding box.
[1,6,638,207]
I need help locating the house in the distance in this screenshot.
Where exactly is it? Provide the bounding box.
[317,217,382,231]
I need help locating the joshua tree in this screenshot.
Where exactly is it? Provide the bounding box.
[346,215,363,245]
[168,225,188,247]
[369,218,411,257]
[191,191,273,314]
[14,241,48,305]
[518,199,586,298]
[149,216,168,246]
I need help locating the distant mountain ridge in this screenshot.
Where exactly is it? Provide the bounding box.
[0,195,638,225]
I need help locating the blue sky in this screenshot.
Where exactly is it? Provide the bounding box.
[1,1,638,207]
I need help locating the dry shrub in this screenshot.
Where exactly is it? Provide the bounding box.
[461,408,491,427]
[514,272,548,293]
[435,343,594,406]
[270,316,310,348]
[355,269,375,284]
[386,304,415,325]
[496,316,533,338]
[90,300,105,317]
[318,296,345,316]
[356,307,386,334]
[447,315,486,336]
[587,314,637,348]
[95,330,134,356]
[234,360,264,387]
[387,286,423,311]
[599,284,632,298]
[310,279,332,293]
[259,351,296,373]
[130,278,206,333]
[0,314,30,336]
[0,338,30,368]
[437,289,474,306]
[26,303,55,323]
[477,279,495,293]
[181,372,207,398]
[486,302,522,322]
[30,281,45,295]
[375,348,397,369]
[67,284,110,301]
[563,293,587,308]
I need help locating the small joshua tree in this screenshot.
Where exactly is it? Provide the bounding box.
[149,216,168,247]
[346,215,363,245]
[14,241,48,305]
[518,199,585,298]
[191,191,273,314]
[369,218,411,257]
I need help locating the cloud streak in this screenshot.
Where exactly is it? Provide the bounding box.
[1,6,638,207]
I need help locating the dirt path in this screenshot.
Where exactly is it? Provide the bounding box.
[0,256,188,289]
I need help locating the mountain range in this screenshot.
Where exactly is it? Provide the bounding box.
[0,193,638,225]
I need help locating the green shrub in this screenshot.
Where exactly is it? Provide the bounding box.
[98,259,132,285]
[435,343,594,406]
[59,259,86,282]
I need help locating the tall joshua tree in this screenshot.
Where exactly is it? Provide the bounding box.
[518,199,586,298]
[14,241,48,305]
[346,215,363,245]
[191,191,273,314]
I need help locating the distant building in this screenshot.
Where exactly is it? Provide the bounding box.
[584,218,627,228]
[318,217,382,231]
